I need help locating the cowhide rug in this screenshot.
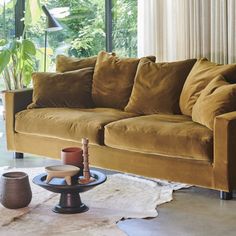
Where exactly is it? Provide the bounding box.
[0,167,189,236]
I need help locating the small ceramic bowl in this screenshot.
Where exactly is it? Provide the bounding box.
[45,165,80,185]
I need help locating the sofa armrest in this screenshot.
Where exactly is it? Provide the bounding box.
[4,89,33,150]
[214,111,236,191]
[5,88,33,114]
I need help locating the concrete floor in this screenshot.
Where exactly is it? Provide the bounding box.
[0,105,236,236]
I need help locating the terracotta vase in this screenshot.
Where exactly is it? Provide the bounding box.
[61,147,84,176]
[0,172,32,209]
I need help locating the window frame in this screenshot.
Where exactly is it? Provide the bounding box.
[15,0,25,37]
[105,0,112,52]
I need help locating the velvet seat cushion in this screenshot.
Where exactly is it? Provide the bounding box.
[192,75,236,130]
[28,68,94,109]
[92,51,156,109]
[15,108,136,145]
[125,58,197,114]
[56,54,97,72]
[179,58,236,116]
[105,114,213,161]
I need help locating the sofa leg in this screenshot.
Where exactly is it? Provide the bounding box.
[13,152,24,159]
[220,191,233,200]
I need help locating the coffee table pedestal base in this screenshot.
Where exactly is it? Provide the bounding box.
[53,193,89,214]
[33,170,106,214]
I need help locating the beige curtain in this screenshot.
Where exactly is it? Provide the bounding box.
[228,0,236,63]
[138,0,236,64]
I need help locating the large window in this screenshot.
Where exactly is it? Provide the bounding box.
[0,0,137,73]
[28,1,106,58]
[26,0,107,70]
[25,0,137,71]
[112,0,137,57]
[0,0,15,39]
[0,0,15,90]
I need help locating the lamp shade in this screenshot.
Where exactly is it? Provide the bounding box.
[42,5,63,32]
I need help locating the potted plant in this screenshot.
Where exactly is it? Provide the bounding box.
[0,0,42,119]
[0,37,36,118]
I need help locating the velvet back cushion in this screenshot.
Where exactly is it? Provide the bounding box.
[56,55,97,72]
[92,51,156,109]
[124,58,197,115]
[192,75,236,130]
[28,68,94,109]
[179,58,236,116]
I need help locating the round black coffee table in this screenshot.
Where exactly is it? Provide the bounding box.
[33,170,106,214]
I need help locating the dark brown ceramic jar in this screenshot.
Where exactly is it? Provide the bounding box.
[0,172,32,209]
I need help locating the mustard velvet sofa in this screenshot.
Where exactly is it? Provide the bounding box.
[4,53,236,200]
[5,88,236,200]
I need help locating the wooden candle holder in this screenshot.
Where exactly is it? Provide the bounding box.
[79,138,95,184]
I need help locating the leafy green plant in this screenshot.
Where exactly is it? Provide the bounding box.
[0,38,36,90]
[0,0,40,90]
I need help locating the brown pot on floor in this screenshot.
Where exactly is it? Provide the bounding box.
[0,172,32,209]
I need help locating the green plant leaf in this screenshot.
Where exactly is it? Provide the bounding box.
[22,61,34,87]
[0,39,7,47]
[0,50,10,74]
[22,39,36,55]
